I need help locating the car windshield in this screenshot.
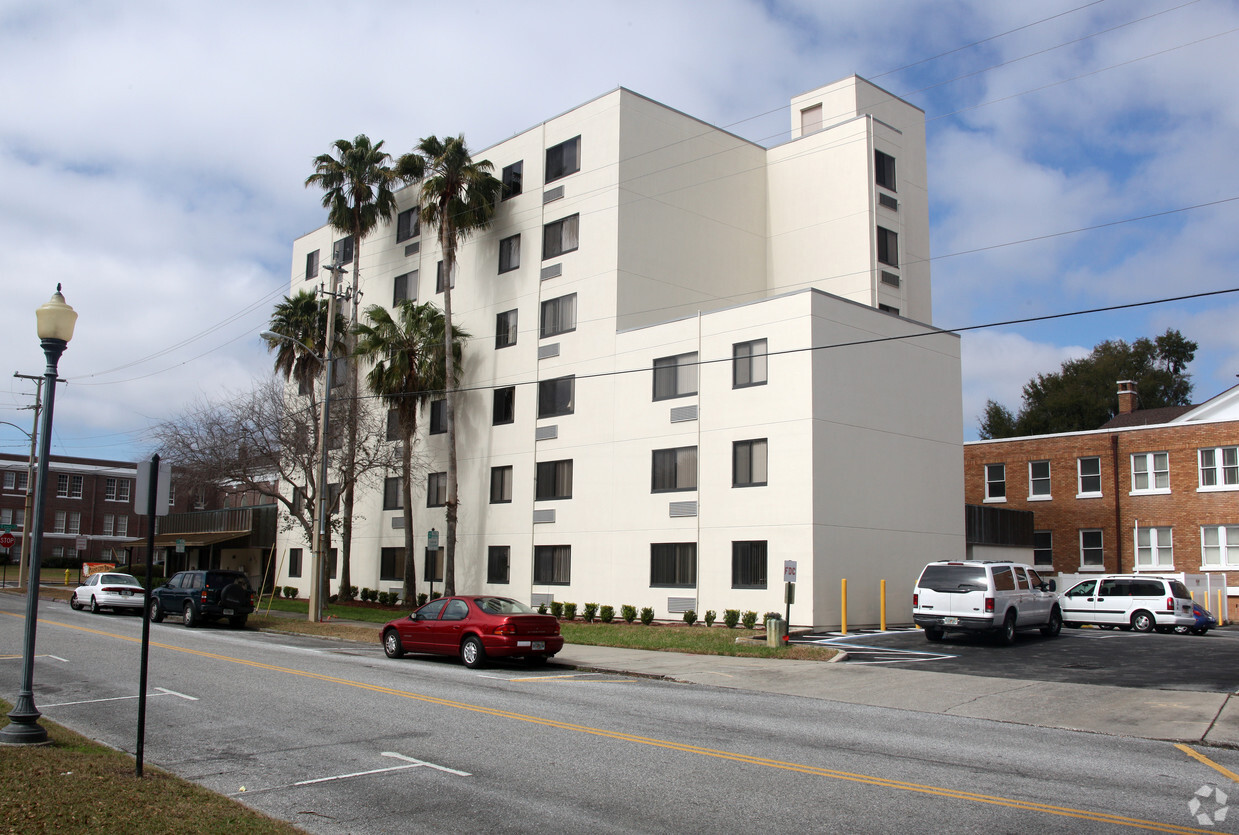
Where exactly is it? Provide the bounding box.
[917,564,988,593]
[473,597,535,615]
[100,574,141,587]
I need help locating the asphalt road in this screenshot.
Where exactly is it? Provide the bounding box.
[5,597,1239,834]
[794,625,1239,691]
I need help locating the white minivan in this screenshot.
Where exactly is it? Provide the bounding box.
[1058,575,1195,632]
[912,561,1061,645]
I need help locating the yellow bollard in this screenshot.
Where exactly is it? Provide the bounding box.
[1220,589,1227,627]
[65,569,70,585]
[880,579,887,632]
[840,577,848,635]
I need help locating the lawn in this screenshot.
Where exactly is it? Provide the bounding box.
[0,701,303,834]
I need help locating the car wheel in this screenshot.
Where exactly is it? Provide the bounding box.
[383,629,404,659]
[1131,610,1155,633]
[924,627,945,643]
[90,596,100,614]
[183,602,198,628]
[149,598,165,623]
[229,615,247,629]
[998,612,1017,646]
[69,592,82,611]
[1174,625,1189,634]
[460,636,486,669]
[1040,608,1062,637]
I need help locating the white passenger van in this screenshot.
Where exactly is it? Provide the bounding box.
[1058,575,1194,632]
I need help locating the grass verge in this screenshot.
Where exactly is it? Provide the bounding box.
[0,700,303,834]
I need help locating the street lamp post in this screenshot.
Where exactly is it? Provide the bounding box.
[1,285,78,745]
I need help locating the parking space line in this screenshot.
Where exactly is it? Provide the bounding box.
[1175,744,1239,783]
[41,688,196,709]
[231,751,471,796]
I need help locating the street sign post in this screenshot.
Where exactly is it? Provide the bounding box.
[783,559,797,628]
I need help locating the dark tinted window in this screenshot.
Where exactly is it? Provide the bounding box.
[206,572,247,589]
[1131,580,1164,597]
[1169,580,1190,598]
[442,599,469,621]
[992,567,1016,592]
[1099,579,1129,596]
[917,564,986,592]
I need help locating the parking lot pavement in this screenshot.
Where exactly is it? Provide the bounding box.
[790,625,1239,692]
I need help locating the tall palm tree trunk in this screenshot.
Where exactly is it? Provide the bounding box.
[441,222,458,596]
[338,242,363,601]
[400,436,417,604]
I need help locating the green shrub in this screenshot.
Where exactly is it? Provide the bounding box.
[377,592,390,606]
[562,602,577,621]
[704,609,716,627]
[599,605,614,623]
[340,585,358,602]
[538,602,548,614]
[429,591,441,600]
[417,593,428,606]
[723,609,740,628]
[582,603,598,623]
[741,610,758,629]
[682,609,698,626]
[283,586,298,599]
[621,604,637,624]
[360,587,373,602]
[640,607,655,625]
[550,601,564,618]
[764,611,782,623]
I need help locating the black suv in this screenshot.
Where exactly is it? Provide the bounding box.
[149,570,255,629]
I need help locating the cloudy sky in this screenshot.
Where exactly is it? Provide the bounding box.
[2,0,1237,461]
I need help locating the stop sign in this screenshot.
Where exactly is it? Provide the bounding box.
[0,532,14,549]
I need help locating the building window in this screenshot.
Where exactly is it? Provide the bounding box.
[0,508,23,530]
[733,339,767,388]
[387,408,401,442]
[733,439,768,488]
[499,234,521,273]
[490,466,513,504]
[501,161,523,200]
[732,541,767,589]
[288,548,302,578]
[538,376,575,418]
[545,136,581,183]
[383,476,402,510]
[380,547,405,581]
[540,293,577,337]
[1202,525,1239,567]
[1078,457,1102,496]
[1131,452,1169,493]
[493,387,515,425]
[424,548,444,583]
[496,309,518,349]
[102,514,115,536]
[652,447,697,492]
[435,261,455,293]
[57,474,70,498]
[1136,526,1173,569]
[1028,461,1050,499]
[1199,446,1239,489]
[653,353,698,401]
[875,150,897,192]
[332,236,354,266]
[3,472,28,491]
[115,517,128,537]
[1080,529,1104,569]
[535,459,573,501]
[877,226,899,267]
[67,511,81,535]
[53,511,65,534]
[542,214,580,259]
[393,271,416,306]
[651,543,697,588]
[429,399,446,434]
[533,545,571,585]
[800,103,822,135]
[305,249,320,281]
[427,472,447,507]
[487,546,510,584]
[984,464,1006,501]
[396,208,419,243]
[1033,530,1053,567]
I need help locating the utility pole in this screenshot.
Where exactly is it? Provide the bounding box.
[13,372,50,590]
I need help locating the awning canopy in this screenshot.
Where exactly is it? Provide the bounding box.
[119,530,252,550]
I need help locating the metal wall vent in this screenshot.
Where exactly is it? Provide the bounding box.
[531,593,553,607]
[880,270,901,287]
[878,193,898,211]
[404,242,420,257]
[543,186,565,204]
[667,597,697,614]
[669,501,698,517]
[391,516,404,529]
[540,263,562,280]
[535,425,558,441]
[538,343,560,359]
[670,405,698,423]
[533,508,556,524]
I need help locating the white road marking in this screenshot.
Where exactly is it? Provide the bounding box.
[382,751,471,776]
[41,687,197,708]
[155,686,198,701]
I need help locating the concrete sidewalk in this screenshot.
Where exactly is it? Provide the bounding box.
[552,642,1239,747]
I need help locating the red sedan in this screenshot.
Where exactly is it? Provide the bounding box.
[382,596,564,669]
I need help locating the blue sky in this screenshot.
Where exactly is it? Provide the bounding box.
[1,0,1237,460]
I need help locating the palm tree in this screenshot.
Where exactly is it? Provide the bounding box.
[354,301,468,605]
[398,135,501,595]
[305,135,403,600]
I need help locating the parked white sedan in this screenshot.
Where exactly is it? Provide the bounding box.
[70,573,145,614]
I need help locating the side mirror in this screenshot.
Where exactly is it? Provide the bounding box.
[1044,580,1057,592]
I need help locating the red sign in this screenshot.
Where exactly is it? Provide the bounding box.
[0,532,14,549]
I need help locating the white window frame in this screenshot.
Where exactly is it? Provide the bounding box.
[1028,460,1051,500]
[1130,451,1170,494]
[1135,526,1173,570]
[1201,525,1239,568]
[102,514,115,536]
[1079,529,1104,570]
[1077,456,1102,498]
[1199,446,1239,491]
[984,463,1005,502]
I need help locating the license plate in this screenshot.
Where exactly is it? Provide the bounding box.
[222,608,234,616]
[120,590,132,597]
[532,641,545,651]
[942,617,959,626]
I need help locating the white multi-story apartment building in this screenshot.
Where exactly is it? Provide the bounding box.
[281,76,964,628]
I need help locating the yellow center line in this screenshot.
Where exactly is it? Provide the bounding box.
[4,611,1214,834]
[1175,743,1239,783]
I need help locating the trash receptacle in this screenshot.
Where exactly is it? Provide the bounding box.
[765,616,786,647]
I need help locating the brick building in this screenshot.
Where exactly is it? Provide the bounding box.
[963,382,1239,618]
